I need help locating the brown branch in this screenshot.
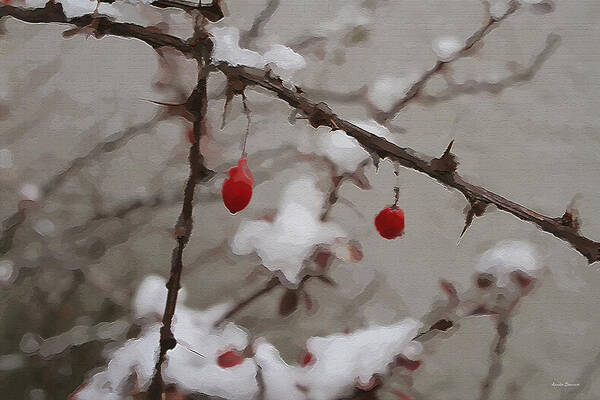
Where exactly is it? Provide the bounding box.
[0,2,194,55]
[218,64,600,264]
[146,36,212,399]
[374,0,520,122]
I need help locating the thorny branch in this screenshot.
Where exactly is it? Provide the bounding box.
[146,32,213,400]
[218,63,600,263]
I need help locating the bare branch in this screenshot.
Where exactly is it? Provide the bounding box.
[0,3,194,55]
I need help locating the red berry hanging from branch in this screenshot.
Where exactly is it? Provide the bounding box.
[222,92,255,214]
[222,157,254,214]
[375,166,405,239]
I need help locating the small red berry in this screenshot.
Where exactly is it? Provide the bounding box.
[222,158,254,214]
[299,350,314,367]
[217,350,244,368]
[374,207,405,239]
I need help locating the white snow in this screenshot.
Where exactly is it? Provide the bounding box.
[314,128,370,174]
[368,75,419,113]
[255,318,423,400]
[432,35,464,62]
[476,240,540,288]
[77,276,258,400]
[232,176,345,284]
[209,27,306,80]
[24,0,120,19]
[350,119,393,141]
[20,183,41,202]
[209,27,265,69]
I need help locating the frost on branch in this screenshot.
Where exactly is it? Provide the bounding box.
[431,35,464,62]
[24,0,119,19]
[255,318,423,400]
[232,176,346,285]
[209,26,305,81]
[77,275,258,400]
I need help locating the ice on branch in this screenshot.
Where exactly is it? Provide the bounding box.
[311,127,370,174]
[432,35,464,62]
[24,0,119,19]
[255,318,423,400]
[209,27,305,80]
[476,240,540,288]
[351,119,393,141]
[76,275,258,400]
[368,75,419,113]
[232,176,345,284]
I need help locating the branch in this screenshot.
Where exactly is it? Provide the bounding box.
[146,38,212,400]
[0,113,165,256]
[375,0,520,122]
[219,64,600,264]
[0,3,194,55]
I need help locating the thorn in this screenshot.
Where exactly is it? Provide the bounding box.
[459,200,487,239]
[431,139,458,173]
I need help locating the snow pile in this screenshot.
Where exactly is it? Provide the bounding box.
[476,240,541,288]
[24,0,120,19]
[232,176,345,284]
[209,27,305,80]
[309,127,370,174]
[256,318,423,400]
[368,75,419,113]
[431,35,464,62]
[76,275,258,400]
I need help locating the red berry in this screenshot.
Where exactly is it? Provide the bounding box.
[374,207,405,239]
[217,350,244,368]
[222,158,254,214]
[299,350,314,367]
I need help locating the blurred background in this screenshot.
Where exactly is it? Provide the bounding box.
[1,0,600,399]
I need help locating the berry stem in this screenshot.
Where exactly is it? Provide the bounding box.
[240,92,251,158]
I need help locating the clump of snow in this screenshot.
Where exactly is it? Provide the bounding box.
[209,27,265,68]
[209,27,305,81]
[368,75,419,113]
[255,318,423,400]
[133,274,187,319]
[24,0,119,19]
[432,35,464,62]
[476,240,540,287]
[77,276,257,400]
[314,128,370,174]
[490,0,512,20]
[0,259,14,283]
[20,183,41,202]
[232,176,345,284]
